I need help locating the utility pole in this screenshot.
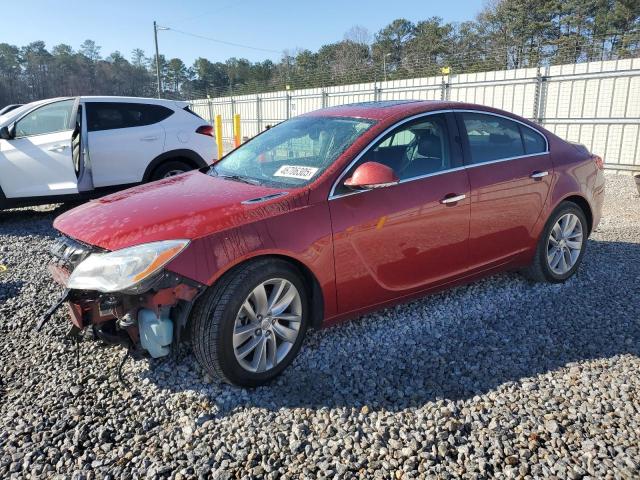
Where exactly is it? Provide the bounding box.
[153,21,162,98]
[383,52,391,82]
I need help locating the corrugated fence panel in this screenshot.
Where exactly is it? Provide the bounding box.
[539,57,640,169]
[190,59,640,171]
[261,95,288,125]
[290,88,324,116]
[327,82,376,106]
[231,98,256,138]
[189,100,212,123]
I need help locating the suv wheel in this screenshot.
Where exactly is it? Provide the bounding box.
[151,160,192,180]
[190,259,309,387]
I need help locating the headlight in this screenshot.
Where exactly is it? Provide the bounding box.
[67,240,189,293]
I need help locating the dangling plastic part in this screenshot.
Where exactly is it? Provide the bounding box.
[138,309,173,358]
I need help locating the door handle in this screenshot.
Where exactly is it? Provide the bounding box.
[530,171,549,179]
[48,144,69,151]
[141,136,159,141]
[440,193,466,204]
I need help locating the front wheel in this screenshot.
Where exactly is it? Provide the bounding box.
[190,259,308,387]
[523,201,588,283]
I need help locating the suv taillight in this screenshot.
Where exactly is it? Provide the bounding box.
[592,154,604,170]
[196,125,214,137]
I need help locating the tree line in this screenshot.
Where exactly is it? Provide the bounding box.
[1,0,638,106]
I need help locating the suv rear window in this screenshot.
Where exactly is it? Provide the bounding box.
[86,102,174,132]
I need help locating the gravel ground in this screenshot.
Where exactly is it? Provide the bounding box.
[1,173,639,479]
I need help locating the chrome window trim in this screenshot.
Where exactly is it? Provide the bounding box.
[328,108,550,201]
[464,151,550,169]
[330,165,469,200]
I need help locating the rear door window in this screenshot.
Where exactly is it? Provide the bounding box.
[86,102,174,132]
[460,112,526,164]
[521,125,547,154]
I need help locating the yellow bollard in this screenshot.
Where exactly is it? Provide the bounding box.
[214,114,223,160]
[233,114,241,148]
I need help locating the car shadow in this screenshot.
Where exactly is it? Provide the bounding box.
[0,204,72,237]
[129,238,640,415]
[3,203,80,216]
[0,280,26,304]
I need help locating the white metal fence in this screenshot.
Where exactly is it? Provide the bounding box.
[190,58,640,173]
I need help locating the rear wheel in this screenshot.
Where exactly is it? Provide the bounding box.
[523,201,588,283]
[190,259,308,387]
[150,160,192,180]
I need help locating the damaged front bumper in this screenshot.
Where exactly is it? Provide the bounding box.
[44,235,205,358]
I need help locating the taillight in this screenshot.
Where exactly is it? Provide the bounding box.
[592,154,604,170]
[196,125,214,137]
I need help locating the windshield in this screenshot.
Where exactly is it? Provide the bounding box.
[212,116,375,187]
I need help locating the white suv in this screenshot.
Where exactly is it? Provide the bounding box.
[0,96,216,209]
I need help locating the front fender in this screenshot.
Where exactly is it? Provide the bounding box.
[164,202,338,320]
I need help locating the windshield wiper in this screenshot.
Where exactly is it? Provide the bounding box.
[220,174,261,185]
[209,167,261,186]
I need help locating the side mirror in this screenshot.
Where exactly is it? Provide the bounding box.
[344,161,399,190]
[0,125,12,140]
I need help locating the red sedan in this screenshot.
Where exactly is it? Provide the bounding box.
[49,100,605,386]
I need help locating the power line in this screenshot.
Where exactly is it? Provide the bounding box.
[168,2,236,26]
[161,26,282,54]
[174,31,640,100]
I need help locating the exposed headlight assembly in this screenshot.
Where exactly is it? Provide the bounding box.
[66,240,189,293]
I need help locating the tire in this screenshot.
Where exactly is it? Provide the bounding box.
[190,258,309,387]
[523,201,588,283]
[150,160,193,181]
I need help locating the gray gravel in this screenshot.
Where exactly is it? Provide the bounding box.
[1,173,639,479]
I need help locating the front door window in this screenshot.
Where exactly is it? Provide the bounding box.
[14,100,75,137]
[333,113,452,197]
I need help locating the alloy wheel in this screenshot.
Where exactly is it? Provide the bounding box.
[232,278,302,373]
[163,169,185,178]
[546,213,583,275]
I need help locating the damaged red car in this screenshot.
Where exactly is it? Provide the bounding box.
[48,100,605,386]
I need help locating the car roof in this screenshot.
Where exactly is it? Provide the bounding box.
[79,96,188,108]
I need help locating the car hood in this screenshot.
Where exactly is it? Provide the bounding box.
[54,171,307,251]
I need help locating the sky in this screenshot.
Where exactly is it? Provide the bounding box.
[2,0,486,65]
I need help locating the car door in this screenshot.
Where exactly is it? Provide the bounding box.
[329,112,471,314]
[456,111,553,271]
[0,99,78,198]
[85,102,169,187]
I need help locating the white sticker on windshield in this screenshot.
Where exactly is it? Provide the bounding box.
[273,165,319,180]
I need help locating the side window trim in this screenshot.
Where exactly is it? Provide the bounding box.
[329,108,550,200]
[454,109,549,167]
[329,109,459,200]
